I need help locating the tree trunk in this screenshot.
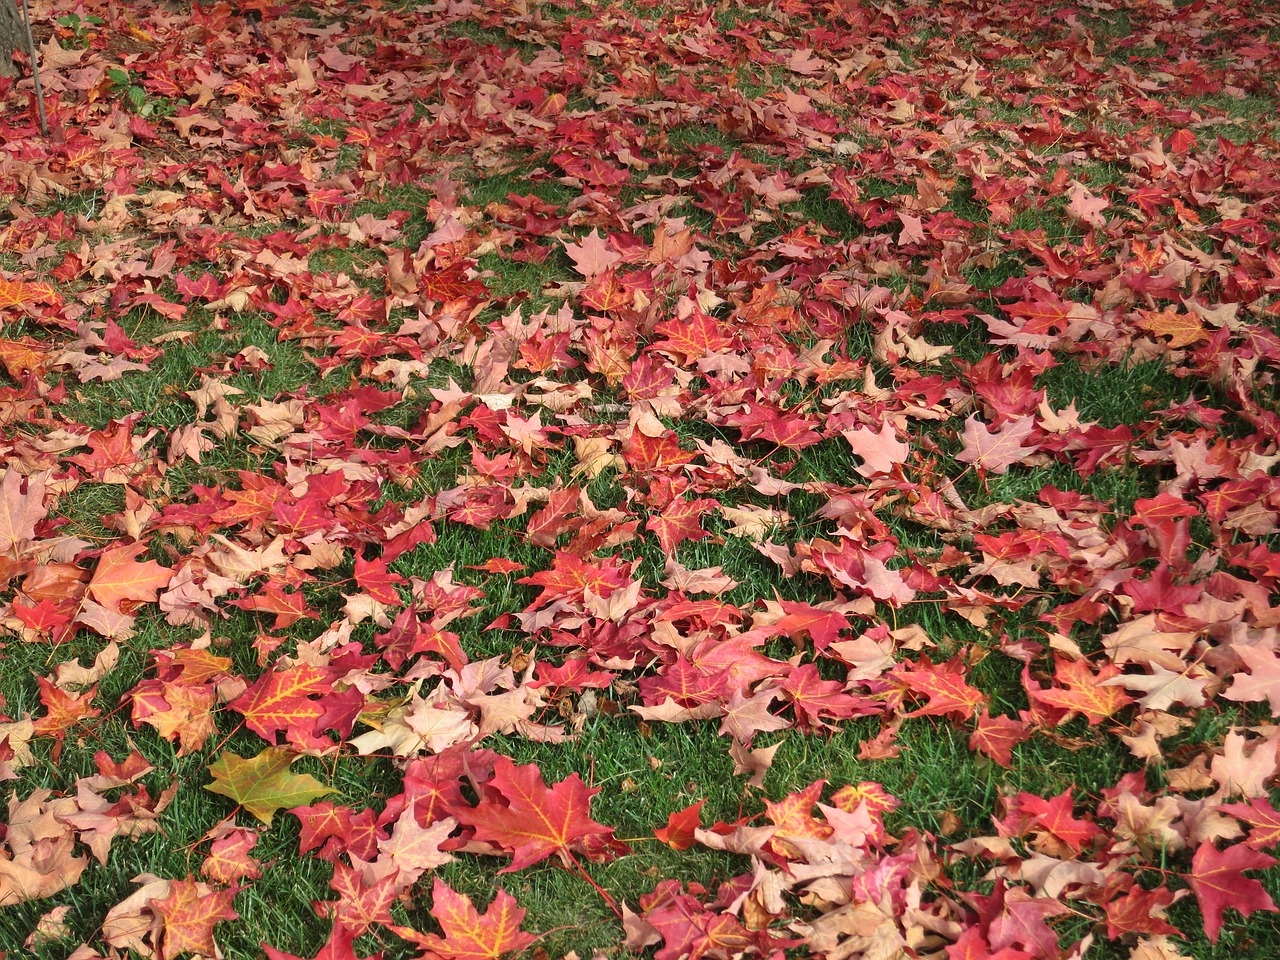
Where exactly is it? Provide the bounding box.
[0,0,31,79]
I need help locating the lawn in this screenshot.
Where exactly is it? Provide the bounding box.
[1,0,1280,958]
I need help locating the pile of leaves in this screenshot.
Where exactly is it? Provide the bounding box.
[2,0,1280,957]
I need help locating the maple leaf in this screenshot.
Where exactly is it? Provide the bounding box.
[1185,841,1278,943]
[649,308,732,365]
[1066,181,1108,228]
[0,275,56,310]
[718,688,790,743]
[969,710,1032,768]
[1017,790,1101,855]
[323,861,397,935]
[1221,797,1280,850]
[655,800,704,851]
[389,879,535,960]
[773,601,849,652]
[0,468,48,557]
[1025,657,1133,725]
[955,415,1037,474]
[1222,644,1280,715]
[33,675,101,738]
[228,664,331,746]
[87,542,174,614]
[563,228,622,278]
[151,875,239,960]
[204,747,334,824]
[841,422,910,477]
[376,814,456,887]
[202,829,263,884]
[264,923,383,960]
[1102,884,1181,939]
[894,655,987,721]
[1135,307,1208,349]
[645,496,717,555]
[452,756,629,871]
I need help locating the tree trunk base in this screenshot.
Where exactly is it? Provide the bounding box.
[0,0,32,79]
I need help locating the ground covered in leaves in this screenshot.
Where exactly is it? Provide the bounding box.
[2,0,1280,957]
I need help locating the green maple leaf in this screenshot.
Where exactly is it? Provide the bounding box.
[204,747,333,824]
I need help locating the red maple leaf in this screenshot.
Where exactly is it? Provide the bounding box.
[1015,790,1101,854]
[229,579,317,629]
[655,800,704,851]
[1025,657,1133,725]
[321,862,397,936]
[1185,840,1278,943]
[264,923,382,960]
[353,554,408,605]
[228,664,331,747]
[452,756,629,871]
[894,655,987,722]
[649,308,732,365]
[645,496,717,555]
[1221,797,1280,850]
[1101,883,1181,939]
[968,711,1032,768]
[773,601,850,652]
[202,829,262,884]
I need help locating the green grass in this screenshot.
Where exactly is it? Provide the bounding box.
[3,0,1280,957]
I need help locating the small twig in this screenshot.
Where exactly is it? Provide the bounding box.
[19,0,47,136]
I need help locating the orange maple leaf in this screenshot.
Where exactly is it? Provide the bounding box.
[1027,657,1133,725]
[1135,306,1208,349]
[389,879,536,960]
[0,275,56,311]
[152,876,239,960]
[32,676,100,738]
[87,542,174,614]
